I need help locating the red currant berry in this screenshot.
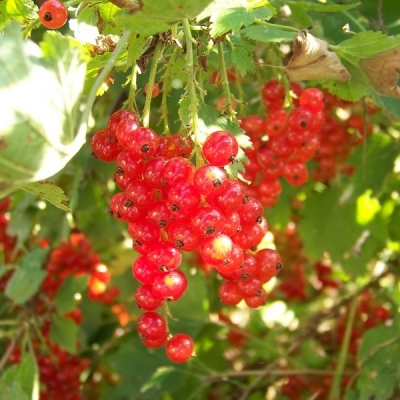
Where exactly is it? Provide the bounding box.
[166,333,194,363]
[135,284,164,311]
[39,0,68,29]
[137,311,167,340]
[193,165,227,196]
[202,131,239,166]
[219,281,243,306]
[126,127,159,159]
[151,269,188,301]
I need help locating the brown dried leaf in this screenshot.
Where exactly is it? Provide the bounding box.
[285,30,350,82]
[359,47,400,98]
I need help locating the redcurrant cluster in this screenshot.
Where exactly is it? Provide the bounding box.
[38,0,68,30]
[240,81,325,207]
[8,321,90,400]
[333,290,391,355]
[313,260,340,290]
[41,232,119,306]
[271,221,308,301]
[91,109,283,362]
[312,93,373,182]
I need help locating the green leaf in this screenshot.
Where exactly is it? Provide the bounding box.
[4,248,48,305]
[230,42,255,77]
[50,316,79,354]
[0,23,88,198]
[317,61,368,102]
[115,0,214,36]
[242,24,297,43]
[285,1,361,13]
[54,275,88,314]
[299,133,398,270]
[20,181,70,212]
[370,92,400,120]
[0,0,38,30]
[336,31,400,66]
[0,381,29,400]
[356,316,400,400]
[0,352,36,399]
[210,7,256,38]
[249,5,275,20]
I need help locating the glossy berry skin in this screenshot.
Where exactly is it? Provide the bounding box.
[202,131,239,166]
[219,281,243,306]
[146,241,182,272]
[151,269,188,301]
[137,311,167,340]
[200,233,233,266]
[135,284,164,311]
[91,129,121,162]
[39,0,68,29]
[126,127,159,159]
[193,165,227,196]
[166,333,194,363]
[191,206,225,237]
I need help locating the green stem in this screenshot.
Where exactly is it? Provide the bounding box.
[182,19,202,165]
[76,30,131,143]
[22,20,40,38]
[0,321,25,371]
[0,319,19,325]
[217,41,236,120]
[255,20,299,32]
[328,298,358,400]
[161,46,180,134]
[142,40,164,128]
[127,64,139,114]
[27,331,40,400]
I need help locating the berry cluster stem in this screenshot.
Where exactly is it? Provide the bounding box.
[127,64,139,114]
[328,297,358,400]
[182,19,202,165]
[217,42,236,120]
[142,40,164,128]
[76,30,131,145]
[161,46,180,135]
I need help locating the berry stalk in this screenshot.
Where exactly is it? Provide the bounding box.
[142,40,164,128]
[217,41,236,120]
[182,19,201,164]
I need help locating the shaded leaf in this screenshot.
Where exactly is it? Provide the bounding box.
[115,0,214,36]
[230,44,255,76]
[210,6,255,38]
[0,381,29,400]
[0,352,36,399]
[54,275,89,314]
[356,316,400,400]
[285,30,350,82]
[4,248,48,305]
[285,0,361,13]
[21,181,70,212]
[50,316,79,354]
[242,24,297,43]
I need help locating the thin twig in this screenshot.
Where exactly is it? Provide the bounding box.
[0,322,25,371]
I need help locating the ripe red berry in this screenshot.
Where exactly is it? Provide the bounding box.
[166,333,194,363]
[39,0,68,29]
[202,131,239,166]
[151,269,188,301]
[144,82,161,98]
[137,311,167,340]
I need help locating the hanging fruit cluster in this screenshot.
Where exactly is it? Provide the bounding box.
[91,106,284,362]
